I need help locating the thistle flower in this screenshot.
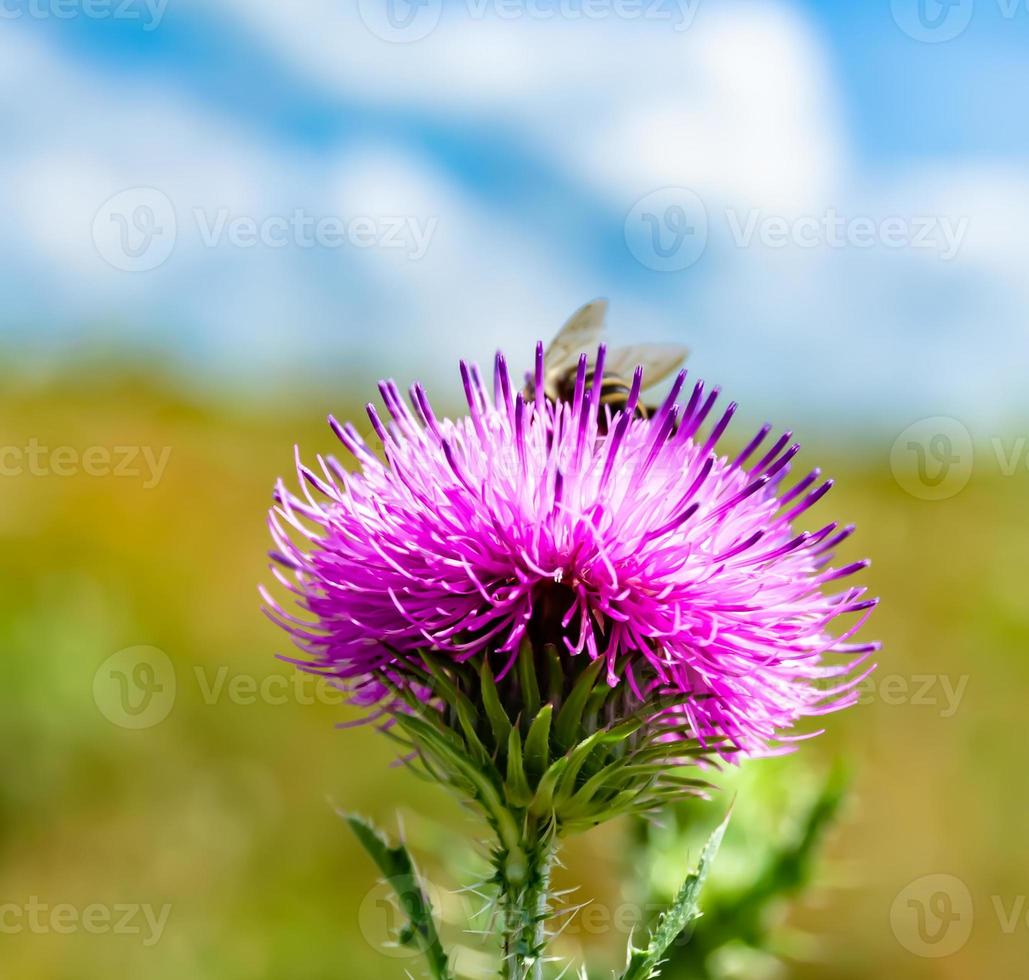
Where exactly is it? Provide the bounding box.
[265,344,877,762]
[264,336,878,980]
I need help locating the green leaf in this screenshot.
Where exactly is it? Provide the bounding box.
[653,766,849,974]
[582,788,642,825]
[392,713,507,822]
[524,703,553,779]
[599,717,645,743]
[344,813,453,980]
[392,708,467,755]
[582,681,613,733]
[529,756,569,818]
[630,742,714,764]
[620,809,731,980]
[505,725,534,808]
[554,656,605,751]
[561,758,630,817]
[554,730,607,804]
[480,659,513,751]
[543,642,564,706]
[419,651,490,766]
[516,637,541,722]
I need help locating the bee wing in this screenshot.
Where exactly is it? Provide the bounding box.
[544,298,609,377]
[604,343,690,389]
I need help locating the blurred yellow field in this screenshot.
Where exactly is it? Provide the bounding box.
[3,370,1026,978]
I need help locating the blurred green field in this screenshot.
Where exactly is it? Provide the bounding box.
[2,366,1027,979]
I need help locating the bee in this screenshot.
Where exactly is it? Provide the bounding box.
[528,299,689,426]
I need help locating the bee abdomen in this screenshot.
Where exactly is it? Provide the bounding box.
[551,370,648,424]
[594,374,648,419]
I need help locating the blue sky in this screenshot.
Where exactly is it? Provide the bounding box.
[3,0,1028,431]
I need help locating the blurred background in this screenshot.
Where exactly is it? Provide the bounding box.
[2,1,1028,977]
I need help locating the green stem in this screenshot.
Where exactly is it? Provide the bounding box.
[498,817,556,980]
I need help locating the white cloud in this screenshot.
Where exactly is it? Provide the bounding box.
[0,26,599,384]
[324,142,603,383]
[1,8,1028,429]
[0,30,278,298]
[212,0,843,210]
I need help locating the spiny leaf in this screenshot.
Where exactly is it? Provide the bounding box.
[344,813,453,980]
[620,809,731,980]
[669,764,848,968]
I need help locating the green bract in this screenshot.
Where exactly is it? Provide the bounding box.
[381,641,720,843]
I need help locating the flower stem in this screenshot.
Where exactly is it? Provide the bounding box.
[498,817,556,980]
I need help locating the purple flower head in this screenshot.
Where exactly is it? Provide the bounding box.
[264,346,877,756]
